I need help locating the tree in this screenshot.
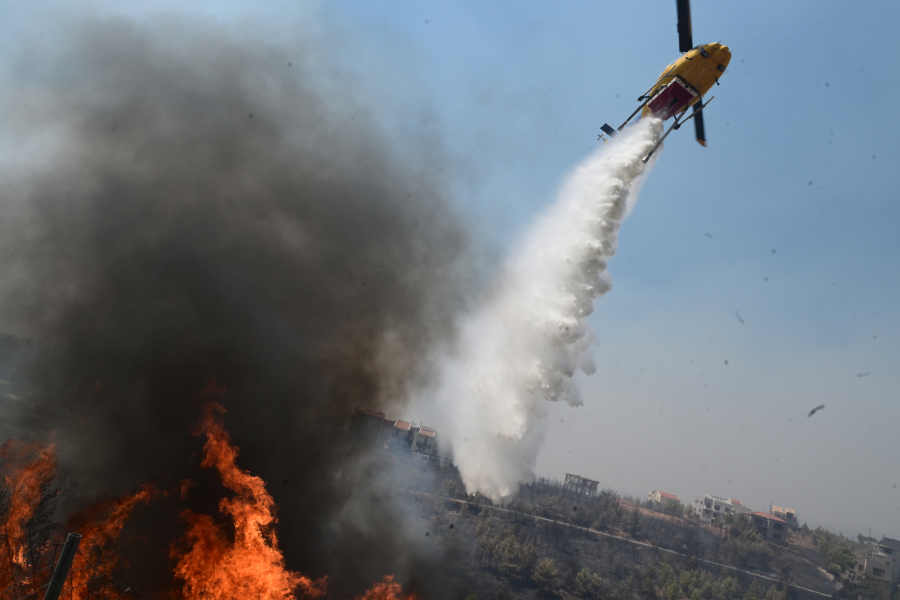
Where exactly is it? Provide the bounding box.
[443,479,457,498]
[575,567,605,599]
[642,575,660,600]
[499,536,520,579]
[854,574,891,600]
[666,582,682,600]
[762,588,787,600]
[629,506,642,538]
[518,540,537,581]
[723,516,773,569]
[743,580,759,600]
[664,500,686,517]
[812,527,856,577]
[777,563,792,592]
[718,576,738,599]
[533,558,559,597]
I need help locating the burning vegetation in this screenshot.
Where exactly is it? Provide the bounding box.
[171,402,327,600]
[1,441,154,599]
[0,404,422,599]
[1,441,57,565]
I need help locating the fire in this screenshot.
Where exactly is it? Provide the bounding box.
[171,402,327,599]
[0,440,57,564]
[355,576,421,600]
[1,439,154,599]
[1,405,418,600]
[67,484,156,548]
[65,485,156,599]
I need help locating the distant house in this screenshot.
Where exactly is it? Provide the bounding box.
[852,552,894,584]
[647,490,681,509]
[692,495,745,523]
[411,425,437,454]
[348,408,451,466]
[770,505,797,527]
[391,420,413,449]
[869,537,900,582]
[745,511,788,541]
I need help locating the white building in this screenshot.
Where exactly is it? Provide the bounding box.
[692,494,747,523]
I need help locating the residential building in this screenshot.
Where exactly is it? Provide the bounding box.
[411,426,437,454]
[770,504,797,528]
[852,553,894,584]
[390,420,412,449]
[745,511,788,541]
[876,537,900,582]
[692,494,741,523]
[647,490,681,509]
[348,408,452,466]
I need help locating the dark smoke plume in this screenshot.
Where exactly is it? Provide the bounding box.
[0,16,469,597]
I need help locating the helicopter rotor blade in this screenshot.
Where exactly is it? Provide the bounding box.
[676,0,693,53]
[693,102,707,147]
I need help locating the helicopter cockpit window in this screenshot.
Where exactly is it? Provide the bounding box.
[717,64,726,72]
[699,46,710,58]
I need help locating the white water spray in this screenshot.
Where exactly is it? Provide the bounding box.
[425,118,663,501]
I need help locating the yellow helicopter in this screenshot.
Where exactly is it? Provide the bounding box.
[599,0,731,162]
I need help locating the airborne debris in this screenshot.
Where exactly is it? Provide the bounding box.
[807,404,825,418]
[857,372,870,377]
[735,310,745,324]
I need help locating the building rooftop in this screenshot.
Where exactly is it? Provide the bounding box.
[879,537,900,550]
[394,420,411,431]
[658,491,680,500]
[729,499,744,506]
[418,427,436,437]
[747,511,786,524]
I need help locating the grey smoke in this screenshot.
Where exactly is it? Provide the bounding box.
[0,16,469,598]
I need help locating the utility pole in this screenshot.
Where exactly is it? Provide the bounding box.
[43,532,81,600]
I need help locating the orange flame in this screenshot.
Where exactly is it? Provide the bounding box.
[355,576,421,600]
[0,440,57,564]
[171,402,326,599]
[65,485,156,599]
[1,440,153,596]
[67,484,156,549]
[1,408,420,600]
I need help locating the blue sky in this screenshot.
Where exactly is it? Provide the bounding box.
[2,0,898,536]
[321,0,900,536]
